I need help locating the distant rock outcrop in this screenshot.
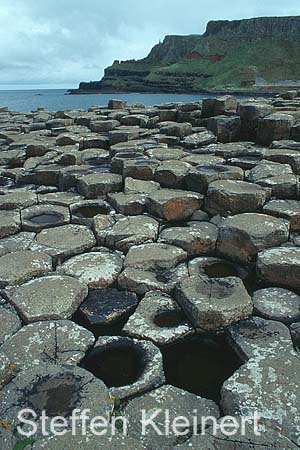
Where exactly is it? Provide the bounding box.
[74,16,300,93]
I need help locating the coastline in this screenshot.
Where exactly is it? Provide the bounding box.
[66,87,283,97]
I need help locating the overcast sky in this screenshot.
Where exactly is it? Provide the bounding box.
[0,0,299,89]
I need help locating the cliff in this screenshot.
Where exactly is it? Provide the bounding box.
[75,16,300,93]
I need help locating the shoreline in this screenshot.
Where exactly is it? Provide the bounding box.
[65,87,292,97]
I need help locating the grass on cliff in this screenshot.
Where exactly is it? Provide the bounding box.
[146,37,300,88]
[103,35,300,90]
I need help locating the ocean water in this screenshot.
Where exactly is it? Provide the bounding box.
[0,89,218,113]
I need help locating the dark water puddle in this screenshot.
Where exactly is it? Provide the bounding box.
[81,344,145,387]
[204,262,239,278]
[27,374,79,417]
[143,142,161,149]
[0,176,15,187]
[162,335,241,403]
[154,310,187,328]
[73,205,109,218]
[85,158,108,166]
[203,261,260,296]
[195,165,230,174]
[89,165,111,173]
[29,212,63,224]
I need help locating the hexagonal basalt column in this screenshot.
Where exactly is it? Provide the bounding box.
[257,247,300,290]
[0,250,53,287]
[122,291,193,345]
[78,287,139,332]
[253,287,300,324]
[0,363,111,440]
[216,213,289,264]
[77,172,122,198]
[0,320,94,372]
[57,249,123,288]
[205,180,269,216]
[146,188,203,221]
[159,222,218,256]
[30,224,96,260]
[257,113,295,145]
[0,210,21,239]
[6,274,88,323]
[221,355,300,446]
[188,256,249,281]
[185,164,243,194]
[175,275,253,331]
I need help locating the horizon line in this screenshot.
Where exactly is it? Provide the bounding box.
[0,84,77,91]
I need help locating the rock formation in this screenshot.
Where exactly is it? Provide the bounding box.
[73,15,300,94]
[1,90,300,448]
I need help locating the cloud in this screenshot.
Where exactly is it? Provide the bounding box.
[0,0,299,88]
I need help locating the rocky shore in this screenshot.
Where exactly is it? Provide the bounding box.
[0,91,300,449]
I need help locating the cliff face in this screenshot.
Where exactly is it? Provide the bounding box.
[77,16,300,93]
[204,16,300,37]
[143,35,201,65]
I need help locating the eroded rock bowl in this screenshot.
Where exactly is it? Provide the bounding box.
[71,200,112,225]
[21,204,70,232]
[81,336,165,399]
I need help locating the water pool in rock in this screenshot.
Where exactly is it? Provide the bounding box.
[154,310,187,328]
[204,262,239,278]
[29,212,64,224]
[26,374,80,417]
[73,205,109,218]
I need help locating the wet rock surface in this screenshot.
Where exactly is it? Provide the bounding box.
[1,95,300,448]
[78,287,139,331]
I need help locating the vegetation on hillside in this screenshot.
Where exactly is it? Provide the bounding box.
[78,16,300,92]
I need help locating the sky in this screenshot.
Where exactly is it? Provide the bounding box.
[0,0,299,89]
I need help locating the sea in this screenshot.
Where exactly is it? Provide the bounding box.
[0,89,222,113]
